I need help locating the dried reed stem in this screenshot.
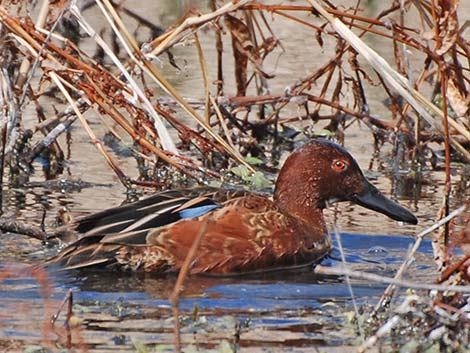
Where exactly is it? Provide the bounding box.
[169,218,210,353]
[372,205,466,315]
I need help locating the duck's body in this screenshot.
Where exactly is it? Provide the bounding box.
[47,140,417,274]
[51,187,331,274]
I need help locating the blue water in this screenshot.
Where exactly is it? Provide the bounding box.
[0,233,436,350]
[0,233,434,305]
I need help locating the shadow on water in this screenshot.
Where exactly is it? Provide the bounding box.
[0,233,436,351]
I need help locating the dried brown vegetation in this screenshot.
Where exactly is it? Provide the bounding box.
[0,0,470,352]
[0,0,469,189]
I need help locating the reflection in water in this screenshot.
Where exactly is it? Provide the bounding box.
[0,234,436,351]
[390,169,423,202]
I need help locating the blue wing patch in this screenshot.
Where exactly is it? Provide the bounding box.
[178,204,220,219]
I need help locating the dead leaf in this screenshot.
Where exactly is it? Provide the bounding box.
[436,0,459,55]
[224,14,273,96]
[447,77,469,118]
[225,15,250,96]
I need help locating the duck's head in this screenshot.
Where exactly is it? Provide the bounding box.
[274,139,417,225]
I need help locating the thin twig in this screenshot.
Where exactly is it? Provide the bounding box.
[306,0,470,162]
[210,95,236,149]
[49,72,130,186]
[333,226,365,342]
[71,0,177,153]
[15,0,50,91]
[169,218,211,353]
[0,114,6,216]
[439,57,452,263]
[149,0,251,56]
[315,263,470,293]
[0,218,49,241]
[193,32,210,123]
[65,289,74,348]
[372,205,466,314]
[357,315,400,353]
[50,289,74,348]
[51,288,73,325]
[18,2,68,108]
[98,0,254,172]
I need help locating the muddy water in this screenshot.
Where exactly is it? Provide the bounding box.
[1,0,470,352]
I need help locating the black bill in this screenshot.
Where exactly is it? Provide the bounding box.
[350,180,418,225]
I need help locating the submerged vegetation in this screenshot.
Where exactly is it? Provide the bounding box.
[0,0,470,351]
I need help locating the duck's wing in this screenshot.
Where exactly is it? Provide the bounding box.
[46,187,252,271]
[54,187,249,241]
[146,196,304,274]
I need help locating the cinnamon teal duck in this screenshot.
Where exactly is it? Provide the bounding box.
[46,139,417,274]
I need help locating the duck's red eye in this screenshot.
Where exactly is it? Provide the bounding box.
[332,159,348,172]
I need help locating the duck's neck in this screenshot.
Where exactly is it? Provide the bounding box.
[274,149,329,239]
[274,186,327,241]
